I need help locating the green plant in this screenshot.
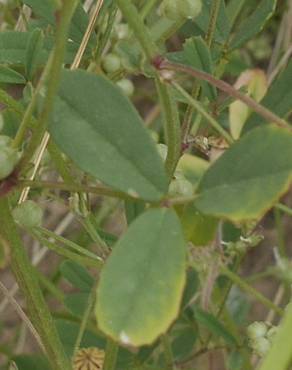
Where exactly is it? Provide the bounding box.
[0,1,291,370]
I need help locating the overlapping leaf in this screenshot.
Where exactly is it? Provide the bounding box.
[50,70,168,201]
[194,126,292,221]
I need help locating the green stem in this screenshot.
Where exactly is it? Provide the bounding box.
[18,179,135,200]
[0,198,70,370]
[156,80,181,177]
[73,283,97,355]
[37,227,103,263]
[0,88,25,116]
[116,0,181,178]
[275,203,292,217]
[140,0,159,20]
[172,82,233,144]
[161,335,175,370]
[47,141,75,185]
[221,266,284,317]
[16,0,78,171]
[103,339,119,370]
[205,0,222,48]
[160,60,289,129]
[116,0,158,60]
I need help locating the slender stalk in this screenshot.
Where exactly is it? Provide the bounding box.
[182,0,221,141]
[103,339,119,370]
[161,335,175,370]
[116,0,158,60]
[0,88,25,116]
[37,227,103,263]
[73,283,97,354]
[116,0,181,178]
[16,0,78,171]
[221,266,284,317]
[0,198,71,370]
[275,203,292,217]
[172,81,233,144]
[17,179,137,201]
[156,80,181,177]
[205,0,222,48]
[158,60,289,129]
[140,0,159,20]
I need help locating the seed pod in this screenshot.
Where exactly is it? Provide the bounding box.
[102,53,121,73]
[12,200,43,228]
[116,78,135,97]
[247,321,268,340]
[160,0,202,21]
[0,146,18,180]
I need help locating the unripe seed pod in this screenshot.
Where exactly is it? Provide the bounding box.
[0,146,18,180]
[247,321,268,340]
[114,23,130,40]
[160,0,202,21]
[116,78,134,97]
[102,53,121,73]
[12,200,43,228]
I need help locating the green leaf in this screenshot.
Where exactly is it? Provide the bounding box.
[50,70,168,201]
[0,31,77,66]
[230,0,277,49]
[13,355,50,370]
[0,66,25,84]
[193,306,238,346]
[22,0,56,24]
[243,61,292,133]
[96,208,186,346]
[176,204,218,246]
[194,125,292,222]
[56,319,105,357]
[64,292,90,316]
[60,260,94,292]
[25,28,44,80]
[168,37,217,100]
[195,0,230,44]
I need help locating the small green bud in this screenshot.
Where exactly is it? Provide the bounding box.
[247,321,268,340]
[252,337,271,357]
[266,326,278,341]
[114,23,130,40]
[160,0,202,21]
[12,200,43,228]
[116,79,135,97]
[0,146,18,180]
[102,53,121,73]
[169,177,193,197]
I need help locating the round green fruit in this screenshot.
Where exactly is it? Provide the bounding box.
[0,146,18,180]
[12,200,43,228]
[102,53,121,73]
[116,78,135,97]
